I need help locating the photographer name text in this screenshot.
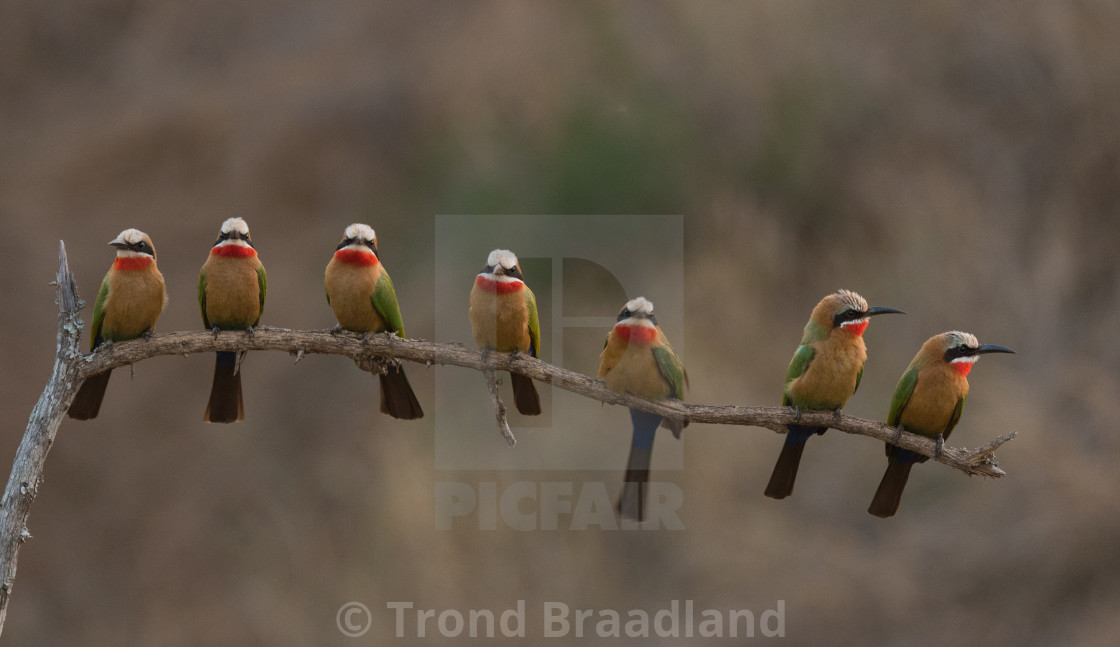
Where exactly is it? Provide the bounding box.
[384,599,785,639]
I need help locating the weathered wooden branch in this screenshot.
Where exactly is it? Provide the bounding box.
[0,242,1017,636]
[0,242,85,635]
[58,326,1015,477]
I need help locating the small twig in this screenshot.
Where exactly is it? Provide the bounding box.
[482,364,517,448]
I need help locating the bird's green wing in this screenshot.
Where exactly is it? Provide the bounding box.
[197,267,210,330]
[525,287,540,357]
[255,265,267,325]
[781,344,815,406]
[371,272,406,336]
[887,367,919,428]
[652,345,687,400]
[89,272,111,350]
[943,394,967,442]
[854,364,864,395]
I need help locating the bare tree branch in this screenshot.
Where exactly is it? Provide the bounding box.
[0,241,1017,635]
[0,242,85,635]
[60,326,1015,477]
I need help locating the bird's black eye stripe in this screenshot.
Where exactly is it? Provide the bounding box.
[617,308,631,321]
[337,237,353,250]
[649,313,658,326]
[832,309,864,327]
[481,264,494,274]
[944,345,977,362]
[506,267,523,280]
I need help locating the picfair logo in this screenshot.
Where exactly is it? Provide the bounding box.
[434,215,684,472]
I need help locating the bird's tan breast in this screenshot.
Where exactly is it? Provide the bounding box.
[786,334,867,410]
[599,334,672,400]
[899,366,969,437]
[325,259,386,332]
[101,265,166,341]
[203,254,263,329]
[469,284,531,352]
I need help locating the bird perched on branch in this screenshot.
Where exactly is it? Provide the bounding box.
[468,249,541,415]
[68,229,167,420]
[765,289,903,499]
[598,297,687,521]
[325,223,423,420]
[198,218,266,423]
[868,331,1013,518]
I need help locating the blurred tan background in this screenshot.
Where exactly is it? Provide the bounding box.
[2,1,1119,645]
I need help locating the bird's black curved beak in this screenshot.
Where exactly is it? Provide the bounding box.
[865,306,905,317]
[977,343,1015,355]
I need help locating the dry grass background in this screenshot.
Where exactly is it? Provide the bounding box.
[2,1,1119,645]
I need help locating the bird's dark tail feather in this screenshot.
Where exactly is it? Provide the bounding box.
[68,370,112,420]
[378,365,424,420]
[510,372,541,416]
[619,446,652,522]
[764,425,824,499]
[618,409,661,522]
[868,457,914,518]
[205,351,244,423]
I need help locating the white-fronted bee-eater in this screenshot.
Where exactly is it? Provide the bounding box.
[868,331,1013,518]
[598,297,687,521]
[324,223,423,420]
[468,249,541,415]
[68,229,167,420]
[198,217,266,423]
[765,289,904,499]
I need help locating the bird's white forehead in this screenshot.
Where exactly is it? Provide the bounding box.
[221,217,250,235]
[625,296,654,314]
[345,223,376,242]
[947,330,979,349]
[117,228,146,244]
[836,289,868,312]
[487,249,518,269]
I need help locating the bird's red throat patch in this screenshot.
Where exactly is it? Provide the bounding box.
[334,249,379,267]
[841,320,869,337]
[615,324,657,344]
[951,360,973,377]
[113,256,154,271]
[210,244,258,259]
[475,275,523,294]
